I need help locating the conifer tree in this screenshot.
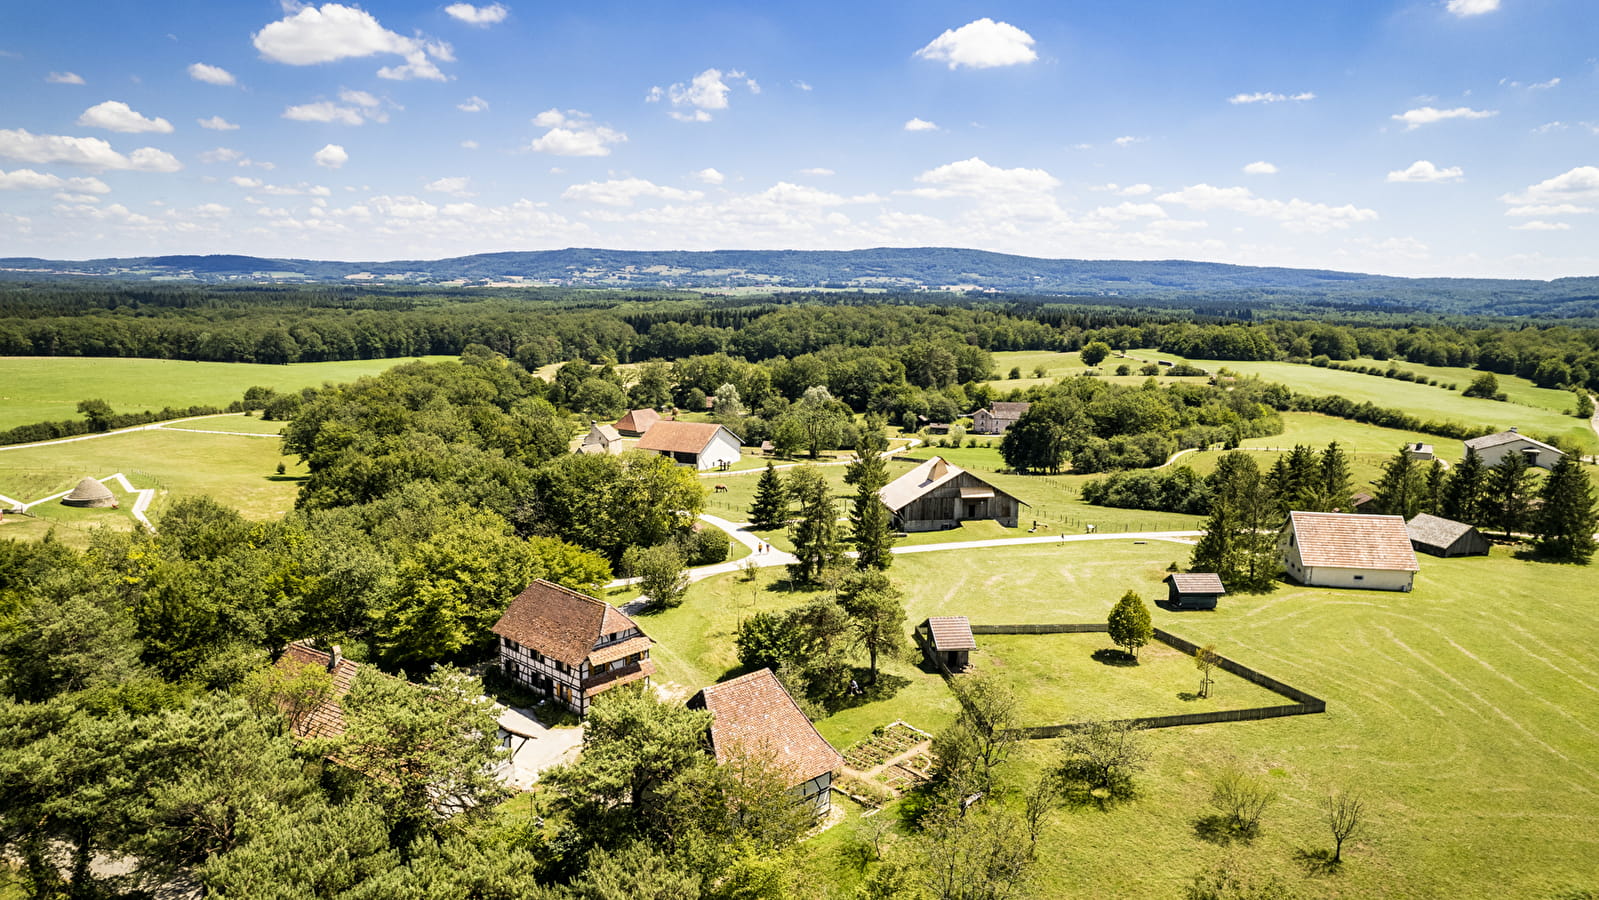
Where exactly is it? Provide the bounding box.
[1533,455,1597,562]
[748,463,788,531]
[1191,452,1277,592]
[787,465,844,584]
[1374,447,1425,520]
[1441,448,1487,524]
[844,431,896,570]
[1282,444,1320,512]
[1319,441,1354,513]
[1423,460,1447,516]
[1485,452,1536,538]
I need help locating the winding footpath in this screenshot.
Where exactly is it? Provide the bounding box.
[0,412,275,453]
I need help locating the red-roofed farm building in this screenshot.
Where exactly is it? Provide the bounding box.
[1281,511,1420,591]
[493,579,654,717]
[689,668,844,817]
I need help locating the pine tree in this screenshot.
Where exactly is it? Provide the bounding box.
[1485,452,1536,538]
[787,465,844,584]
[1191,452,1277,592]
[748,463,788,530]
[1441,448,1487,524]
[1374,447,1425,519]
[1423,460,1447,516]
[1319,441,1354,513]
[844,431,896,570]
[1533,455,1598,562]
[1282,444,1320,512]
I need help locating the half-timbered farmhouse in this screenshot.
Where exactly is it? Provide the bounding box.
[1281,510,1420,591]
[688,668,845,817]
[971,402,1031,435]
[613,408,661,437]
[636,421,743,470]
[578,423,623,455]
[1406,513,1491,557]
[493,580,654,717]
[879,456,1024,531]
[1462,427,1564,469]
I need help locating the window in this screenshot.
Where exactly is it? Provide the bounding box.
[1353,575,1364,581]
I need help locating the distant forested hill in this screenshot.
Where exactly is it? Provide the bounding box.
[3,247,1597,316]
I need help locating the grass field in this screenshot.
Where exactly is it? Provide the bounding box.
[0,356,455,430]
[637,538,1599,898]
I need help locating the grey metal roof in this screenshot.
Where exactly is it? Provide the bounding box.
[1463,430,1562,454]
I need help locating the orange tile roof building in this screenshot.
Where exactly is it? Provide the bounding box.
[1281,511,1420,591]
[635,421,743,471]
[613,408,662,437]
[689,668,844,816]
[493,579,654,717]
[273,641,364,740]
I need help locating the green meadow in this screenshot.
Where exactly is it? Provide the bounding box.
[0,356,455,430]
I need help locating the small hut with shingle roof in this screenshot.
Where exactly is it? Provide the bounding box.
[61,476,116,508]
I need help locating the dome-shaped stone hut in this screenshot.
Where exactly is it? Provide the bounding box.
[61,476,117,508]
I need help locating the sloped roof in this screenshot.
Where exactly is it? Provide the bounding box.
[926,616,977,652]
[1168,573,1226,594]
[1406,513,1478,549]
[880,457,962,511]
[1288,511,1419,572]
[492,579,646,667]
[275,642,363,740]
[64,476,114,502]
[691,668,843,785]
[614,408,661,434]
[986,402,1032,419]
[1463,430,1562,454]
[589,423,621,442]
[636,421,737,455]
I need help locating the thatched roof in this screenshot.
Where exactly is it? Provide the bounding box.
[65,476,114,502]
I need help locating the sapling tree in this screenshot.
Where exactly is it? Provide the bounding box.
[1107,590,1153,660]
[1324,789,1366,864]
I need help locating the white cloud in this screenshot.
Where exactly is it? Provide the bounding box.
[692,167,725,184]
[1243,161,1278,175]
[77,101,174,134]
[198,116,239,131]
[1228,91,1315,104]
[314,144,348,168]
[199,147,243,164]
[1092,202,1167,221]
[527,109,626,156]
[1113,135,1145,146]
[424,176,473,196]
[188,62,236,86]
[283,101,364,125]
[460,139,479,149]
[444,3,508,25]
[912,157,1060,197]
[457,95,489,112]
[1120,183,1153,196]
[1528,77,1560,90]
[648,68,749,122]
[339,88,382,109]
[1446,0,1499,16]
[904,117,938,132]
[1532,121,1567,134]
[915,18,1037,70]
[1501,166,1599,206]
[563,178,703,207]
[794,80,813,91]
[252,3,452,81]
[799,167,834,177]
[1387,160,1464,183]
[1391,106,1497,129]
[0,129,182,172]
[189,202,231,217]
[1510,220,1570,231]
[0,168,110,193]
[1157,183,1378,232]
[1505,203,1592,217]
[229,176,262,188]
[46,71,85,85]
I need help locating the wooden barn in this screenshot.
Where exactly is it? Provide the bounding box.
[1281,510,1420,591]
[879,456,1024,532]
[1165,573,1225,610]
[1463,428,1564,469]
[689,668,844,817]
[1406,513,1490,558]
[922,616,977,671]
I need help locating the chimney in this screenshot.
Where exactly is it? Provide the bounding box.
[328,645,343,672]
[1509,426,1518,433]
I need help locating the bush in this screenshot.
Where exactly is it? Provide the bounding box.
[681,527,730,565]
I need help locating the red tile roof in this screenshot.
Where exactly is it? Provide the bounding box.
[614,408,661,435]
[275,642,363,740]
[926,616,977,651]
[492,579,647,667]
[691,668,843,785]
[584,659,656,696]
[635,421,731,455]
[1289,511,1419,572]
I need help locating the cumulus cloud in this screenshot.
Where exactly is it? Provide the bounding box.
[1504,203,1592,217]
[528,109,626,156]
[424,176,473,196]
[692,167,725,184]
[78,101,174,134]
[252,3,452,81]
[1228,91,1315,104]
[457,95,489,112]
[1243,161,1278,175]
[314,143,348,168]
[0,129,181,172]
[0,168,110,193]
[199,148,243,164]
[647,68,753,122]
[1112,135,1145,146]
[284,91,388,125]
[198,116,239,131]
[904,118,938,132]
[46,71,85,85]
[1446,0,1499,16]
[910,157,1060,197]
[188,62,236,86]
[229,176,262,188]
[1500,167,1599,214]
[1157,183,1377,232]
[915,18,1037,70]
[562,178,703,207]
[1091,202,1167,221]
[1510,220,1570,231]
[1392,106,1497,129]
[799,167,835,176]
[444,3,508,25]
[1387,160,1464,183]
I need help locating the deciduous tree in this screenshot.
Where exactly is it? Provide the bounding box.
[1107,590,1153,660]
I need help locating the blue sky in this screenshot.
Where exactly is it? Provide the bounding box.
[1,0,1596,276]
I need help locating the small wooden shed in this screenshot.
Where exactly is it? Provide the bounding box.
[1165,573,1225,610]
[923,616,977,671]
[1406,513,1490,558]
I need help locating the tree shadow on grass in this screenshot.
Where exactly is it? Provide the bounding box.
[1193,814,1259,845]
[1090,648,1138,667]
[1293,847,1341,877]
[265,474,307,483]
[1176,691,1205,702]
